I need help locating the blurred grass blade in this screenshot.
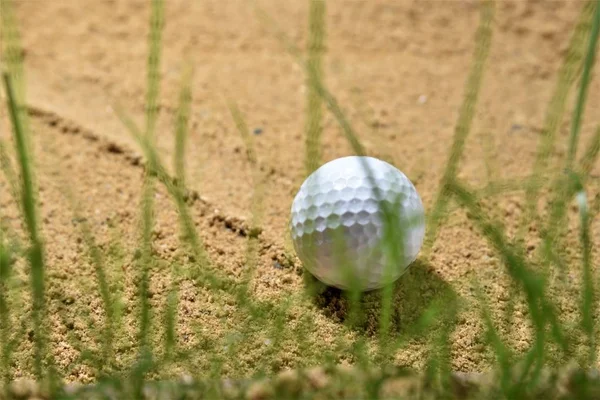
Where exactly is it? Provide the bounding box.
[3,71,49,380]
[524,1,595,215]
[145,0,165,140]
[543,25,600,269]
[66,196,117,373]
[0,141,19,206]
[447,179,568,358]
[0,0,26,100]
[174,64,193,188]
[132,0,165,390]
[163,287,178,360]
[566,1,600,169]
[0,234,15,385]
[575,185,595,365]
[423,0,494,255]
[225,100,263,298]
[305,0,326,175]
[114,106,219,288]
[579,125,600,176]
[474,283,513,395]
[252,1,303,63]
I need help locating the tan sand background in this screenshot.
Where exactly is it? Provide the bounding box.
[1,0,600,382]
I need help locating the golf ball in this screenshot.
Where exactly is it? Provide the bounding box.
[290,156,425,291]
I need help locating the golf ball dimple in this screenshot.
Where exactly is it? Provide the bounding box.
[290,156,425,291]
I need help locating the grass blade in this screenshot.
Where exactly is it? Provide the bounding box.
[579,125,600,176]
[541,4,600,272]
[524,1,595,216]
[423,0,494,254]
[114,107,219,288]
[566,1,600,169]
[0,140,19,206]
[575,185,595,366]
[447,180,569,373]
[0,232,15,385]
[145,0,164,140]
[3,72,49,380]
[174,64,193,188]
[305,0,326,175]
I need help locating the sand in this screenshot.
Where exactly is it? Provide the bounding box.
[1,0,600,383]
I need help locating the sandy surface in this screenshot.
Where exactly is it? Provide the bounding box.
[1,0,600,383]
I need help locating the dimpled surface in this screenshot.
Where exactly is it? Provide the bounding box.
[290,156,425,291]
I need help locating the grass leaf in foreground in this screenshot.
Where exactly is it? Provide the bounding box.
[447,179,568,387]
[540,2,600,278]
[2,72,51,381]
[574,182,595,366]
[566,1,600,169]
[423,0,494,255]
[305,0,326,175]
[174,63,193,188]
[131,0,165,392]
[524,1,595,220]
[114,106,224,291]
[0,232,15,385]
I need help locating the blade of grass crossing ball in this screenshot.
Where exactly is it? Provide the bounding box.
[566,1,600,169]
[305,0,326,175]
[523,1,594,220]
[304,61,411,343]
[2,72,51,380]
[257,0,407,337]
[423,0,494,255]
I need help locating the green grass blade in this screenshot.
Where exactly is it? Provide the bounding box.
[579,125,600,176]
[575,185,595,366]
[447,180,568,359]
[131,0,165,390]
[566,1,600,169]
[114,107,218,288]
[305,0,326,175]
[0,140,19,206]
[163,286,178,361]
[524,1,595,215]
[423,0,494,255]
[474,282,513,396]
[3,72,49,380]
[68,200,117,373]
[0,233,15,385]
[0,0,26,100]
[174,64,193,188]
[145,0,164,140]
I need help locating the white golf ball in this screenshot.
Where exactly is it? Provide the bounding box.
[290,156,425,291]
